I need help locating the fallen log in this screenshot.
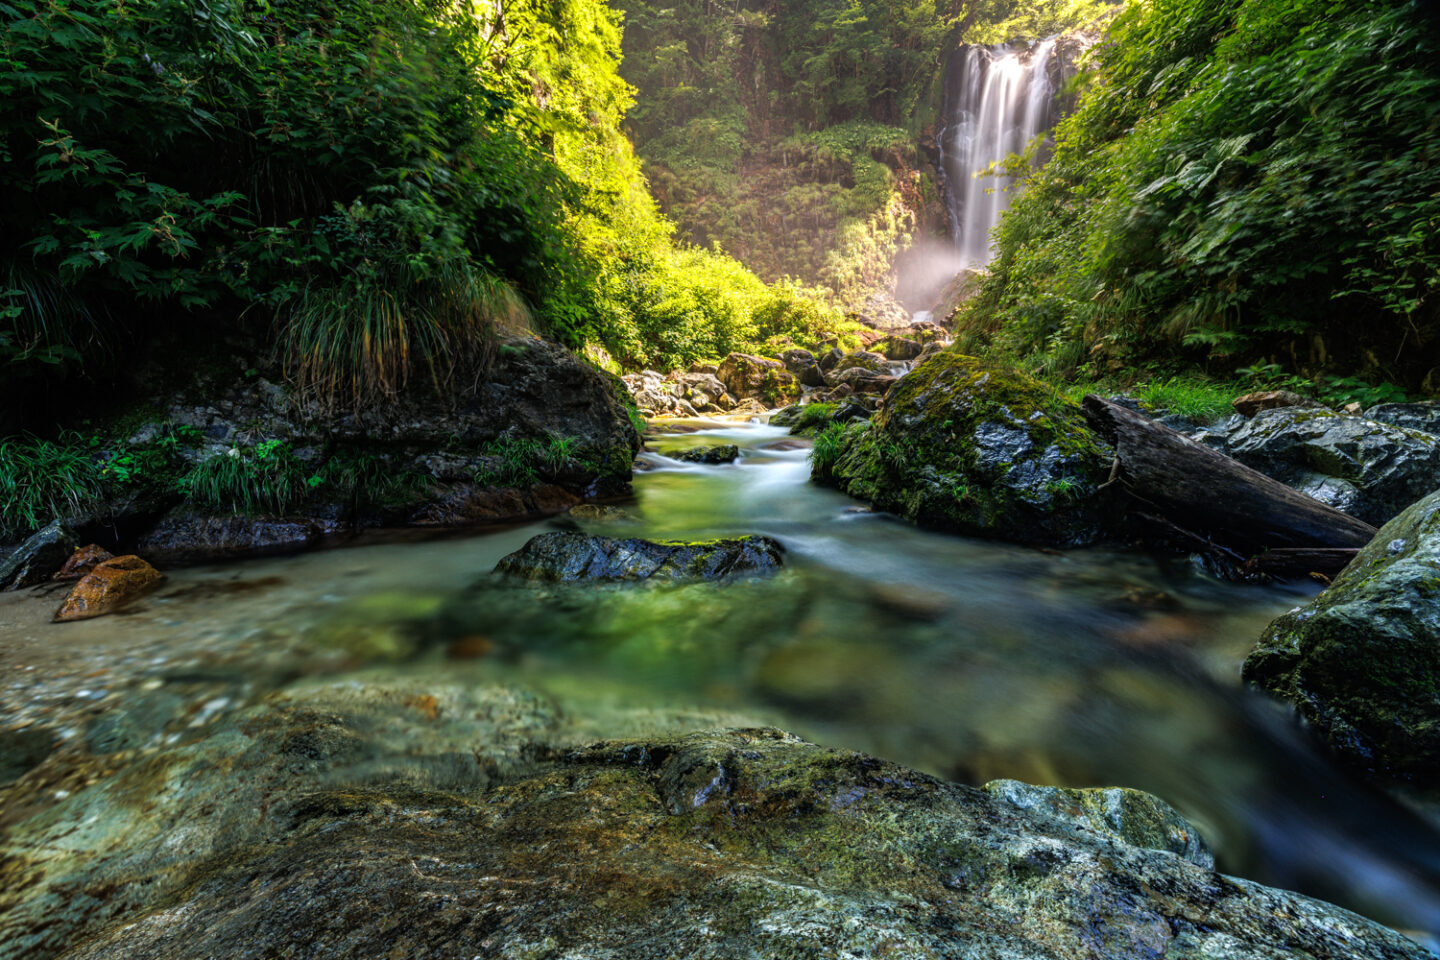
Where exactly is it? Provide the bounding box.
[1243,547,1362,580]
[1082,395,1377,557]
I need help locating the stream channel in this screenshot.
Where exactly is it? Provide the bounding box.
[5,417,1440,945]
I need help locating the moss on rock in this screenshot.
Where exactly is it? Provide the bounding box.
[1244,489,1440,786]
[817,352,1116,546]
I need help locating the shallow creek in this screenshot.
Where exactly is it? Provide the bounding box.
[4,418,1440,942]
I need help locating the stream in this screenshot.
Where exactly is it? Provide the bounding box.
[5,417,1440,944]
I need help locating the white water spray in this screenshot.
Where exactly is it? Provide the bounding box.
[937,38,1060,267]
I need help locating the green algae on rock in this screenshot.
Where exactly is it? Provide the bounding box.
[1244,489,1440,786]
[816,352,1116,546]
[494,531,785,582]
[4,682,1426,960]
[669,443,741,464]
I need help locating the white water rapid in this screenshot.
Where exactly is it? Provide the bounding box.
[937,38,1060,267]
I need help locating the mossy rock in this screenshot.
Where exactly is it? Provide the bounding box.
[22,707,1428,960]
[494,531,784,582]
[1244,489,1440,786]
[819,352,1116,546]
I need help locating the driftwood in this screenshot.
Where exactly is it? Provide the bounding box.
[1082,396,1377,563]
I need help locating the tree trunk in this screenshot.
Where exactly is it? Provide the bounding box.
[1081,395,1377,557]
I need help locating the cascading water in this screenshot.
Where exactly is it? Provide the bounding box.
[937,38,1061,267]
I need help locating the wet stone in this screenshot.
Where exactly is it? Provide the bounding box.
[669,444,740,465]
[493,532,785,582]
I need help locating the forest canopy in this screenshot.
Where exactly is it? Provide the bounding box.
[0,0,845,409]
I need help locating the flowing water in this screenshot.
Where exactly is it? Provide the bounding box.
[938,39,1062,266]
[5,419,1440,943]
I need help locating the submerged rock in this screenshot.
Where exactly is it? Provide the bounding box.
[669,444,740,464]
[53,555,163,622]
[1244,489,1440,786]
[819,352,1115,546]
[494,531,784,582]
[1218,407,1440,526]
[0,522,79,590]
[5,688,1424,960]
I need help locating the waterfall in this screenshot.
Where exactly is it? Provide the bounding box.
[937,38,1061,268]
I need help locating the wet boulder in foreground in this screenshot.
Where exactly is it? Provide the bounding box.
[818,352,1116,546]
[25,696,1429,960]
[494,531,784,582]
[1245,488,1440,786]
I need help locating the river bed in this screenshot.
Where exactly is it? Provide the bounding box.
[3,417,1440,946]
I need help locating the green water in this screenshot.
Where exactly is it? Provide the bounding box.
[4,418,1440,940]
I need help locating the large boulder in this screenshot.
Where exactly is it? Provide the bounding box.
[0,521,78,590]
[494,531,785,582]
[778,348,825,388]
[8,685,1424,960]
[877,335,925,362]
[1244,489,1440,785]
[1217,407,1440,525]
[831,366,897,395]
[715,353,800,407]
[832,350,888,374]
[819,353,1116,546]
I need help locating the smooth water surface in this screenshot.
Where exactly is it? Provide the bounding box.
[4,418,1440,940]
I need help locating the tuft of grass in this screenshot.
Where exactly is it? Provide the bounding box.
[809,422,864,481]
[791,402,839,435]
[319,453,430,511]
[0,434,105,541]
[279,260,525,409]
[178,439,314,516]
[473,433,586,487]
[1062,377,1235,424]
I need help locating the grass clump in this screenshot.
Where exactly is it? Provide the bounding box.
[809,422,866,482]
[281,257,525,409]
[473,434,588,487]
[178,440,315,516]
[0,435,104,540]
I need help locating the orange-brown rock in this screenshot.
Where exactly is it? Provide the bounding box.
[53,556,164,622]
[1232,390,1319,417]
[52,544,114,582]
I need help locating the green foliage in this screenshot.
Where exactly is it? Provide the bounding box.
[0,434,104,540]
[961,0,1440,390]
[809,421,867,481]
[473,433,588,487]
[178,440,314,516]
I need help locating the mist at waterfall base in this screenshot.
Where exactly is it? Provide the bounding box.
[938,38,1065,268]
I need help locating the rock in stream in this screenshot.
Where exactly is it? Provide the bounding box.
[494,531,785,582]
[0,680,1427,960]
